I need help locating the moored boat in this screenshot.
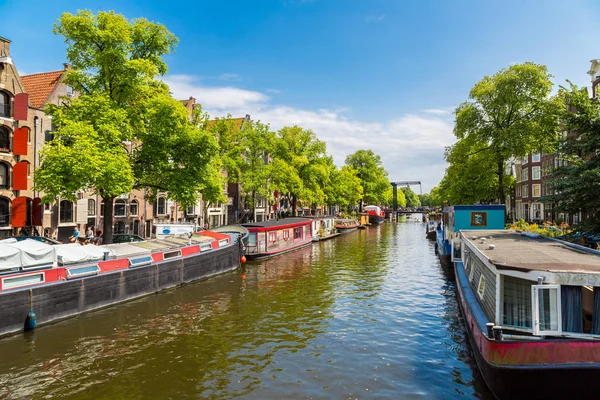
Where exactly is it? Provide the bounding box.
[335,218,360,233]
[241,218,313,259]
[0,227,246,337]
[364,205,385,225]
[453,227,600,399]
[304,216,340,242]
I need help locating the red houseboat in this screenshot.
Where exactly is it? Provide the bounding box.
[242,218,313,259]
[454,229,600,399]
[364,205,385,225]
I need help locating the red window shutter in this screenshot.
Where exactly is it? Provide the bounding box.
[12,196,27,228]
[13,93,29,121]
[12,162,28,190]
[13,127,28,155]
[32,197,42,226]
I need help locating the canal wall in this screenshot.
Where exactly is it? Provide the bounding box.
[0,243,241,337]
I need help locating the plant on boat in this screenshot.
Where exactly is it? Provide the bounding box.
[506,219,569,238]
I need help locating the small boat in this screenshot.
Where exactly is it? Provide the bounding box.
[453,227,600,399]
[426,220,437,240]
[358,213,370,229]
[364,205,385,225]
[335,218,360,233]
[303,216,340,242]
[241,218,313,259]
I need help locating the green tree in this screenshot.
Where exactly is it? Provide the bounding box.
[36,10,222,243]
[271,126,330,215]
[345,149,390,209]
[401,187,421,208]
[454,62,559,204]
[428,186,443,207]
[202,115,249,183]
[325,165,364,211]
[545,84,600,233]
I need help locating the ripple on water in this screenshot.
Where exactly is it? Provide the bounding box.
[0,222,493,399]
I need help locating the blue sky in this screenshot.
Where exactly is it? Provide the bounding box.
[2,0,600,192]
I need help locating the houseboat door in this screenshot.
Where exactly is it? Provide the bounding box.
[532,285,562,336]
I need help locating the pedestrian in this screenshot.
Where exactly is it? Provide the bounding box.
[92,229,103,245]
[69,227,80,243]
[86,227,94,242]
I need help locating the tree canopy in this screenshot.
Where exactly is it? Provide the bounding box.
[453,62,559,203]
[401,187,421,208]
[345,150,391,208]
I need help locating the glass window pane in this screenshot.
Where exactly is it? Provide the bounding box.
[538,287,559,331]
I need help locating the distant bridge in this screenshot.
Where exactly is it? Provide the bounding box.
[390,181,422,212]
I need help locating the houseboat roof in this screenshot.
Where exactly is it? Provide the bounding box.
[461,230,600,273]
[301,216,335,221]
[241,218,311,228]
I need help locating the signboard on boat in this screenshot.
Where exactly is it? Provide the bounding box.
[154,224,196,239]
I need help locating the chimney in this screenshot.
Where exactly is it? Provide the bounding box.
[63,63,71,71]
[0,36,11,56]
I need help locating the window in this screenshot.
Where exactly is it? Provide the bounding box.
[114,221,126,234]
[59,200,74,223]
[532,184,541,198]
[522,167,529,181]
[186,205,195,215]
[451,241,461,262]
[0,127,9,151]
[44,130,54,142]
[532,153,541,162]
[0,91,9,118]
[532,285,562,335]
[114,199,126,217]
[293,227,302,239]
[470,212,487,226]
[156,197,166,215]
[523,185,529,198]
[532,166,541,180]
[477,275,486,300]
[0,197,8,226]
[283,230,290,240]
[269,232,277,242]
[100,202,104,217]
[2,273,44,289]
[27,162,30,177]
[88,199,96,216]
[503,276,532,329]
[0,163,7,189]
[66,85,73,97]
[130,200,138,216]
[522,156,528,164]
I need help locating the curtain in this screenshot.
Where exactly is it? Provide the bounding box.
[561,285,583,333]
[592,288,600,334]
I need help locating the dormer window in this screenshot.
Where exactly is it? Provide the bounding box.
[66,85,73,97]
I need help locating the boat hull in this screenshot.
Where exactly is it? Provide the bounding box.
[435,229,451,265]
[245,239,312,259]
[336,227,358,234]
[0,242,242,337]
[455,261,600,399]
[368,214,385,225]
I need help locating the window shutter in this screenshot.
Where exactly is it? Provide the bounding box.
[13,127,28,155]
[12,196,27,228]
[12,162,28,190]
[32,197,42,226]
[13,93,28,121]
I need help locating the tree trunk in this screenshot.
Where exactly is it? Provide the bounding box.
[497,161,505,205]
[103,196,115,244]
[291,195,297,216]
[251,191,256,222]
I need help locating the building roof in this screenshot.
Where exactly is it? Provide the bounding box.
[21,70,64,108]
[462,230,600,274]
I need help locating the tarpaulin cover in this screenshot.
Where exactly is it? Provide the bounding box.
[55,243,113,265]
[0,242,22,271]
[7,239,56,269]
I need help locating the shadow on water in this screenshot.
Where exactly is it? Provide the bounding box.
[0,222,494,399]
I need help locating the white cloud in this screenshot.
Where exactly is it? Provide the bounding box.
[365,14,385,23]
[217,73,241,81]
[163,74,455,192]
[265,88,282,94]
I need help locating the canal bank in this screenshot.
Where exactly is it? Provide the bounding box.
[0,223,493,399]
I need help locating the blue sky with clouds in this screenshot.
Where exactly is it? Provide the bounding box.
[2,0,600,191]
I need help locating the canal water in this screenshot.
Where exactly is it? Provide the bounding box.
[0,221,494,399]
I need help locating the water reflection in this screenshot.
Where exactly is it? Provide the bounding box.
[0,223,493,399]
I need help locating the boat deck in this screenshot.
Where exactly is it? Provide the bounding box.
[462,229,600,273]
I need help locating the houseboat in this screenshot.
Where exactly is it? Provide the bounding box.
[436,205,505,266]
[453,229,600,399]
[0,227,246,337]
[242,218,313,259]
[304,216,339,242]
[335,218,360,234]
[364,205,385,225]
[426,212,441,240]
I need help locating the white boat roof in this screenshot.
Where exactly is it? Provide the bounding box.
[55,243,115,265]
[462,230,600,274]
[99,243,151,258]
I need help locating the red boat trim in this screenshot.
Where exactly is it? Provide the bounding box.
[456,261,600,368]
[249,239,312,257]
[244,221,311,232]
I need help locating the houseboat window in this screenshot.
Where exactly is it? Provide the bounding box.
[451,241,461,262]
[283,230,290,240]
[218,239,229,246]
[3,273,44,289]
[533,285,561,335]
[502,275,532,329]
[269,232,277,243]
[470,212,487,227]
[477,275,486,300]
[305,225,310,237]
[294,227,302,239]
[200,244,212,251]
[561,285,583,333]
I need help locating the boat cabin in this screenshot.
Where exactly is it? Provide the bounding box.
[303,216,336,240]
[242,218,313,258]
[457,229,600,339]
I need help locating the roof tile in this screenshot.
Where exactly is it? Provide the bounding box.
[21,70,64,108]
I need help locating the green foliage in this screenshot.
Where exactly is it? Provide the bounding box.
[507,219,566,238]
[345,149,391,206]
[453,62,559,202]
[545,84,600,234]
[401,187,420,207]
[325,165,363,209]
